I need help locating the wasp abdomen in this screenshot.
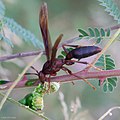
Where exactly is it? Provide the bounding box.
[65,46,102,60]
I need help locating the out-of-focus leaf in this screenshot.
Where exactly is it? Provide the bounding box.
[98,0,120,23]
[25,79,36,86]
[3,17,43,48]
[0,79,9,84]
[95,54,117,92]
[78,28,89,36]
[0,0,5,20]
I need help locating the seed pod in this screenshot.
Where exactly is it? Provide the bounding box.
[47,82,60,94]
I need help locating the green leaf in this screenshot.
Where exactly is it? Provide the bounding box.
[94,28,100,37]
[25,79,36,86]
[96,37,102,44]
[58,48,73,58]
[106,28,110,36]
[61,51,67,56]
[78,29,89,36]
[79,35,84,38]
[57,55,64,59]
[0,34,13,47]
[103,83,107,92]
[67,48,73,52]
[0,1,5,20]
[88,27,95,37]
[95,62,104,67]
[95,54,116,71]
[108,78,117,87]
[95,54,117,92]
[98,0,120,23]
[108,83,113,92]
[0,80,9,84]
[100,28,105,37]
[3,17,43,48]
[78,27,111,44]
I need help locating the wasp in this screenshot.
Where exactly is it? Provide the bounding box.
[26,2,102,89]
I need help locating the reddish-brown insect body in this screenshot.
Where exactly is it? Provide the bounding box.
[65,46,102,60]
[26,3,102,89]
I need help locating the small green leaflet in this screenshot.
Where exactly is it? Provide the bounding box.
[103,77,117,92]
[0,34,13,47]
[78,29,89,37]
[0,0,5,20]
[0,79,9,84]
[98,0,120,24]
[25,79,37,86]
[95,54,117,92]
[78,28,111,44]
[2,17,43,48]
[57,48,73,58]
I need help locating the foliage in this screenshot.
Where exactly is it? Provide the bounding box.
[3,17,43,48]
[0,79,9,84]
[0,0,5,20]
[58,48,73,58]
[98,0,120,23]
[0,0,120,119]
[95,54,117,92]
[0,1,43,48]
[78,27,111,43]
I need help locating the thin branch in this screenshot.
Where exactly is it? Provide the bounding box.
[109,24,120,31]
[59,92,69,120]
[58,36,80,48]
[0,50,44,62]
[51,69,120,82]
[98,106,120,120]
[0,24,120,62]
[1,69,120,90]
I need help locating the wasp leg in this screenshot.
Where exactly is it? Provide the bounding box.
[61,67,74,85]
[25,73,38,76]
[67,59,102,71]
[62,44,79,54]
[30,66,39,73]
[62,66,96,90]
[62,44,79,48]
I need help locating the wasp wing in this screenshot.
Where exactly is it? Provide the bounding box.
[51,34,63,61]
[39,2,52,60]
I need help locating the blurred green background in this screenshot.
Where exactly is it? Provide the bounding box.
[0,0,120,120]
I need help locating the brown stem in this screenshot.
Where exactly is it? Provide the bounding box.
[109,24,120,31]
[1,69,120,90]
[51,69,120,82]
[0,24,120,62]
[0,50,44,62]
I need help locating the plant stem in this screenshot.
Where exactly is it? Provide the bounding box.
[50,69,120,82]
[109,24,120,31]
[1,69,120,90]
[0,50,44,62]
[98,106,120,120]
[0,24,120,62]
